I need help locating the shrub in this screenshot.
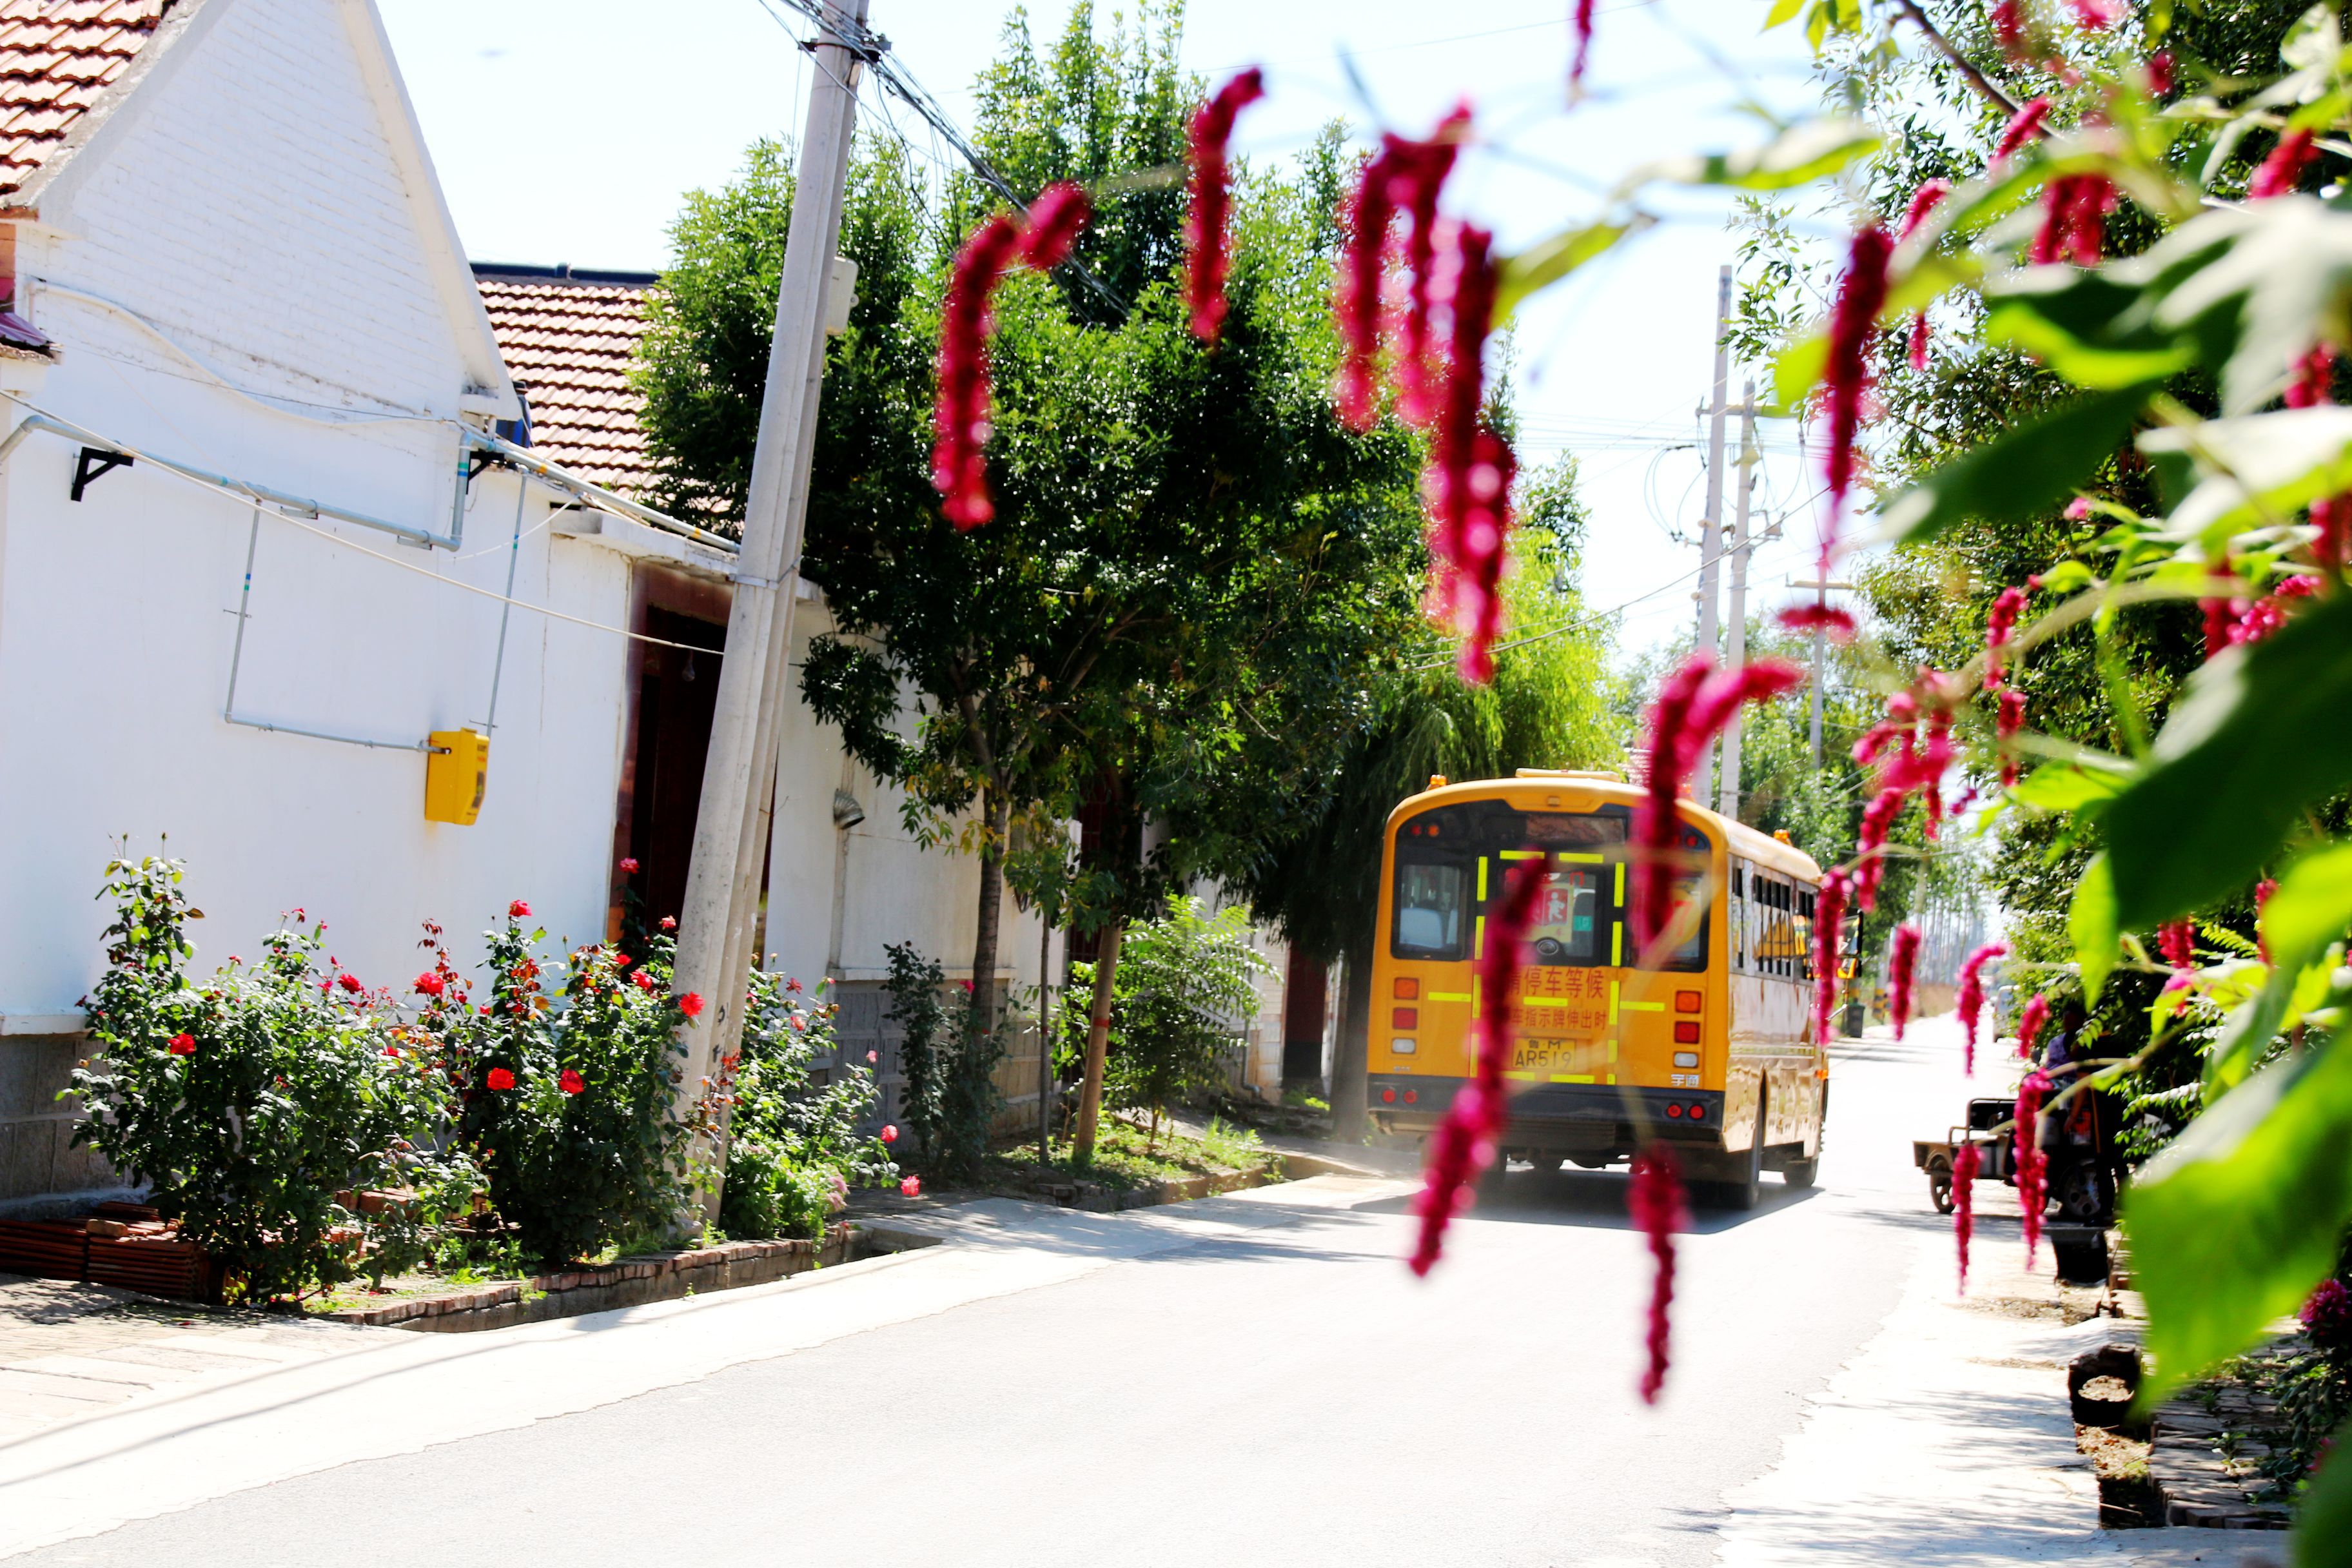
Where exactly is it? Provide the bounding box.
[718,970,894,1239]
[70,857,472,1303]
[884,943,1000,1183]
[1059,894,1271,1150]
[436,917,697,1266]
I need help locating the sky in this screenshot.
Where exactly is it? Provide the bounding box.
[378,0,1845,658]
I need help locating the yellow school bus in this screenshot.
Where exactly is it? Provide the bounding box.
[1367,769,1836,1209]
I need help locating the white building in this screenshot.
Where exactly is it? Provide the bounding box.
[0,0,1311,1208]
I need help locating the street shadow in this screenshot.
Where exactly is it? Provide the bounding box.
[1351,1162,1820,1234]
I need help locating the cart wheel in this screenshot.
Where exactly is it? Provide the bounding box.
[1926,1155,1955,1215]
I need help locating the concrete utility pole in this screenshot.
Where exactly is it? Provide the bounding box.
[1694,265,1733,803]
[671,0,870,1220]
[1788,574,1856,769]
[1717,382,1757,823]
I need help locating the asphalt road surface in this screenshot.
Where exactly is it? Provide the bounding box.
[13,1023,1983,1568]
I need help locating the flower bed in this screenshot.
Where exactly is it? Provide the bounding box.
[313,1222,885,1333]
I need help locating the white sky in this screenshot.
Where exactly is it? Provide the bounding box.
[379,0,1847,657]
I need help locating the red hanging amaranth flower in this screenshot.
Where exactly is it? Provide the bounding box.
[2233,574,2321,647]
[933,215,1030,529]
[678,992,706,1021]
[415,972,445,998]
[1956,942,2007,1075]
[168,1032,196,1057]
[1991,0,2028,59]
[2016,991,2050,1060]
[1634,656,1807,945]
[2015,1069,2052,1264]
[2147,50,2174,96]
[2251,129,2320,199]
[1184,68,1266,344]
[2202,567,2239,660]
[1898,179,1950,371]
[1997,687,2028,787]
[1821,226,1893,561]
[1984,585,2028,689]
[1627,1142,1686,1404]
[559,1068,585,1096]
[1890,923,1924,1040]
[1332,109,1471,431]
[1852,787,1906,913]
[1409,858,1546,1277]
[1774,603,1857,642]
[1418,224,1518,684]
[2257,877,2278,963]
[1993,97,2052,164]
[487,1067,515,1091]
[1908,311,1934,373]
[1569,0,1599,89]
[1952,1139,1981,1293]
[2032,175,2115,266]
[2066,0,2120,30]
[1021,182,1092,270]
[2158,919,2196,972]
[2288,344,2337,408]
[1812,870,1851,1046]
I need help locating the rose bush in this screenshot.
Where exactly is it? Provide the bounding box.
[716,970,896,1240]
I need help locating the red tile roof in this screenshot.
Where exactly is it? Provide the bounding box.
[473,265,658,499]
[0,1,173,199]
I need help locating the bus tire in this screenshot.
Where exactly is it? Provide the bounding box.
[1782,1155,1818,1190]
[1719,1088,1766,1210]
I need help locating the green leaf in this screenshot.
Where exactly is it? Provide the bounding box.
[2293,1413,2352,1567]
[1984,302,2197,389]
[2010,763,2132,813]
[2037,560,2097,594]
[1867,384,2160,545]
[1495,221,1638,322]
[2106,591,2352,927]
[2070,853,2121,1002]
[1631,120,1879,194]
[2124,1035,2352,1406]
[2148,199,2352,415]
[1763,0,1805,26]
[2264,840,2352,979]
[2139,407,2352,545]
[1772,331,1828,410]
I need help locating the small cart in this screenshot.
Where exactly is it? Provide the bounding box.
[1913,1097,2017,1214]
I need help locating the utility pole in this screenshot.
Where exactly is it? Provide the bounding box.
[1694,264,1733,803]
[1718,381,1756,823]
[671,0,870,1222]
[1787,574,1856,768]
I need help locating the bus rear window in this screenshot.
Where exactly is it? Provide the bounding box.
[1393,861,1469,959]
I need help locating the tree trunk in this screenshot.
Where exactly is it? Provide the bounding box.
[1330,925,1374,1142]
[969,785,1008,1035]
[1072,920,1124,1166]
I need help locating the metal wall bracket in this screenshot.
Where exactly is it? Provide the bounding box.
[70,446,133,502]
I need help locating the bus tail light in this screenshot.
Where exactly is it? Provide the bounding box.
[1674,1021,1701,1044]
[1380,1088,1396,1104]
[1393,977,1419,999]
[1392,1006,1419,1029]
[1402,1089,1418,1105]
[1391,1037,1416,1055]
[1665,1102,1683,1118]
[1675,990,1702,1013]
[1689,1102,1707,1120]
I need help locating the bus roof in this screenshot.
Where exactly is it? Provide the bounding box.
[1388,772,1827,885]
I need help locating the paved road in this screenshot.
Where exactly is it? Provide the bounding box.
[6,1023,1998,1567]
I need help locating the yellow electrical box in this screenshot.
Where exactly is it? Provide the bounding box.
[425,729,489,825]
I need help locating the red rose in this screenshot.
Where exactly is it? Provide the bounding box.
[900,1175,922,1197]
[559,1069,585,1095]
[509,899,532,919]
[168,1033,195,1057]
[415,972,446,997]
[633,969,659,992]
[384,1045,402,1059]
[881,1124,899,1144]
[785,977,803,994]
[487,1067,515,1091]
[678,992,705,1020]
[618,858,640,875]
[660,916,677,931]
[337,973,364,994]
[866,1050,878,1064]
[790,1014,805,1032]
[614,954,632,968]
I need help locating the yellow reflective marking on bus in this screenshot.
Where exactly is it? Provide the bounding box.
[1612,924,1622,965]
[1427,990,1471,1003]
[1550,1073,1596,1084]
[1478,859,1488,901]
[1556,852,1603,863]
[1500,850,1543,861]
[1609,980,1618,1026]
[1615,863,1625,900]
[1473,914,1485,960]
[1621,1000,1666,1012]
